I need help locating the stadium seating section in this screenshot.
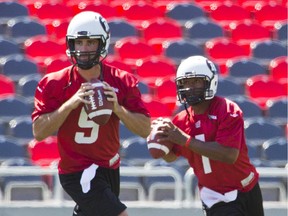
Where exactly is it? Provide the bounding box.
[0,0,287,203]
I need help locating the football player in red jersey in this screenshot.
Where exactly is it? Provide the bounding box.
[153,55,264,216]
[31,11,151,216]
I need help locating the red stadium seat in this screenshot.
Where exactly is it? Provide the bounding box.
[114,36,157,66]
[28,2,74,21]
[208,2,251,30]
[44,55,71,74]
[154,76,177,112]
[103,55,134,73]
[27,136,60,167]
[238,0,262,12]
[18,0,52,4]
[45,19,70,40]
[245,74,286,109]
[69,1,118,19]
[228,20,271,53]
[205,37,250,60]
[278,78,287,96]
[109,0,151,16]
[253,2,288,29]
[269,56,288,81]
[109,1,164,29]
[142,95,173,119]
[23,35,66,70]
[121,1,164,24]
[135,56,176,86]
[0,74,15,98]
[141,17,182,43]
[193,0,233,12]
[194,0,232,4]
[205,37,250,75]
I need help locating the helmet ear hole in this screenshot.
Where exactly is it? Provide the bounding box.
[205,80,209,87]
[66,38,75,56]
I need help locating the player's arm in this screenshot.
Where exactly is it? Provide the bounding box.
[33,83,94,141]
[157,118,239,164]
[184,139,239,164]
[114,107,151,138]
[103,82,151,138]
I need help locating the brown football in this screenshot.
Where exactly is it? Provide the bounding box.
[147,126,173,159]
[84,79,113,125]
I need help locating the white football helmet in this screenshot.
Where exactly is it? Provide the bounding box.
[66,11,110,70]
[175,55,218,105]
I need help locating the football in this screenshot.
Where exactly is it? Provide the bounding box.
[147,126,173,159]
[84,79,113,125]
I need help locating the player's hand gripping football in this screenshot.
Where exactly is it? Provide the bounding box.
[102,81,120,113]
[66,82,95,110]
[152,117,190,147]
[67,81,117,111]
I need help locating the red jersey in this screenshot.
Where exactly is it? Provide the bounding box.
[32,64,150,174]
[172,96,259,193]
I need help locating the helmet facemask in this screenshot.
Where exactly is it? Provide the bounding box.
[67,36,106,70]
[176,75,213,106]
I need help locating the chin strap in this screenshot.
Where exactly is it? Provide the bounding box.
[99,62,103,82]
[184,103,191,120]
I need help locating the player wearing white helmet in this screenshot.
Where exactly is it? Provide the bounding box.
[176,55,218,105]
[66,11,110,70]
[152,56,264,216]
[32,11,151,216]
